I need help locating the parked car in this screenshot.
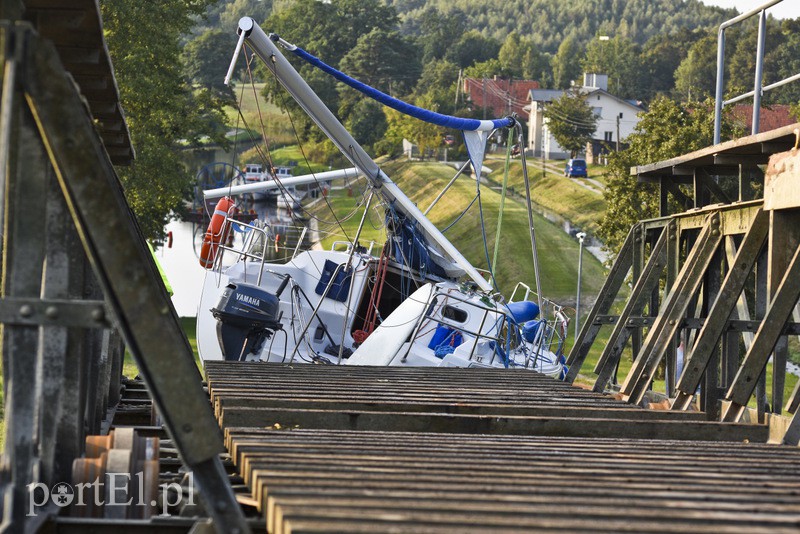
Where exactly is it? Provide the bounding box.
[564,158,587,178]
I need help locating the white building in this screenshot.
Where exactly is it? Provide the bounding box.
[525,74,643,160]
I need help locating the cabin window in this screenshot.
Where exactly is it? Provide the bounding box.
[425,297,439,317]
[442,305,468,323]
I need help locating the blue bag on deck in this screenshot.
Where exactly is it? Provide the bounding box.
[315,260,352,302]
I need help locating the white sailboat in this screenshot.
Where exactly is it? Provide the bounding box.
[195,17,568,378]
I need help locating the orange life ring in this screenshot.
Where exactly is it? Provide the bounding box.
[199,197,237,268]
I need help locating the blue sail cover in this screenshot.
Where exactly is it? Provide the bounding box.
[275,36,515,180]
[283,41,514,133]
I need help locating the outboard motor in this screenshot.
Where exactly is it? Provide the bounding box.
[211,277,288,361]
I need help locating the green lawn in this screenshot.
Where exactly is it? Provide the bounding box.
[310,160,608,303]
[227,82,296,148]
[122,317,200,379]
[492,158,607,237]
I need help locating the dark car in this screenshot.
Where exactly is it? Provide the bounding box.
[564,158,587,178]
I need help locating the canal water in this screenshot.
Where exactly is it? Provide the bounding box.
[154,199,306,317]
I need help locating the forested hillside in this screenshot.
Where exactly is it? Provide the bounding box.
[201,0,734,52]
[385,0,735,52]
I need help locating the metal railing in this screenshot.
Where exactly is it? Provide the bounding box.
[714,0,799,144]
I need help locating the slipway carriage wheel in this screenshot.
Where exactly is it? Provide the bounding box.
[70,428,160,519]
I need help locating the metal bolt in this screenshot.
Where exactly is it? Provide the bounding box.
[19,304,33,318]
[669,319,675,325]
[711,229,720,236]
[45,306,58,319]
[182,424,193,433]
[92,308,105,322]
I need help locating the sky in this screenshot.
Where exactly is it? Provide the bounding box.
[699,0,800,20]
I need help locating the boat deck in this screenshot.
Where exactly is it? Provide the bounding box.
[205,361,800,533]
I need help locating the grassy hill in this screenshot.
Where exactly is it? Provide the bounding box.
[309,159,607,305]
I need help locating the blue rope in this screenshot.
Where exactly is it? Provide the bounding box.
[282,39,514,132]
[442,194,479,233]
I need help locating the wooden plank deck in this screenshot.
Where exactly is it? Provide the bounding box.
[204,362,800,533]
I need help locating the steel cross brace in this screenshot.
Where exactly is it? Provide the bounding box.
[564,224,636,383]
[593,222,671,393]
[721,240,800,423]
[14,25,249,532]
[672,209,768,410]
[621,213,723,405]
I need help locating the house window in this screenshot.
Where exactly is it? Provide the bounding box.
[604,131,613,142]
[619,112,624,119]
[593,107,602,117]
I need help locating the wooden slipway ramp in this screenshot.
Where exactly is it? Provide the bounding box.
[205,362,800,533]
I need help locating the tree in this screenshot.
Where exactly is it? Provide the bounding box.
[446,30,500,69]
[464,59,508,80]
[639,29,701,100]
[338,29,420,96]
[262,0,401,143]
[337,28,421,138]
[346,99,388,151]
[497,32,549,82]
[551,35,583,89]
[598,97,744,257]
[581,34,643,99]
[183,29,237,99]
[543,91,597,157]
[674,32,718,101]
[100,0,227,241]
[384,93,445,158]
[219,0,273,29]
[415,6,467,64]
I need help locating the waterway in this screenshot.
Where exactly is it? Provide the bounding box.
[154,199,304,317]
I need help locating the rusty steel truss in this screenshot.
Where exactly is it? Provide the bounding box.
[0,15,248,534]
[567,124,800,444]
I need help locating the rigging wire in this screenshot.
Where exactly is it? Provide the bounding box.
[491,129,513,272]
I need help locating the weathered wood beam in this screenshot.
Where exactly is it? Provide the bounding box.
[217,406,768,443]
[714,154,770,165]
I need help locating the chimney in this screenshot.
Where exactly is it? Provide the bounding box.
[583,73,608,91]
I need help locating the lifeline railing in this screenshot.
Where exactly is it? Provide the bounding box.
[713,0,799,144]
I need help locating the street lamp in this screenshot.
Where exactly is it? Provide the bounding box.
[575,232,586,342]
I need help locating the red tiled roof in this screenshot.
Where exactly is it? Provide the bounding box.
[463,78,540,118]
[730,104,795,133]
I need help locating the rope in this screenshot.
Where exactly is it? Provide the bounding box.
[492,129,513,272]
[476,187,498,291]
[442,194,478,233]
